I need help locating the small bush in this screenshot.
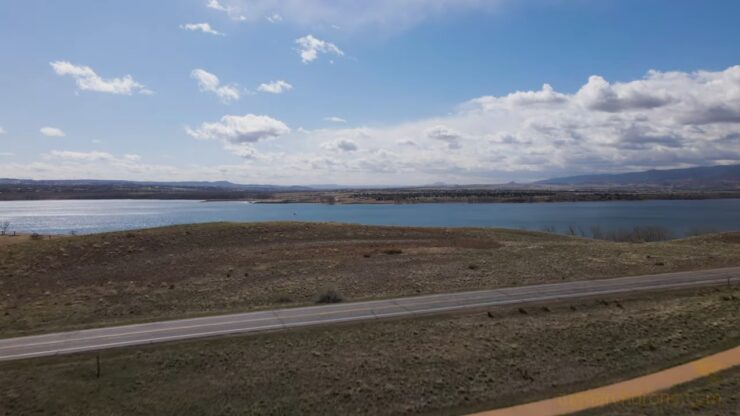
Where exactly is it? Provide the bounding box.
[30,233,43,240]
[316,289,343,304]
[383,249,403,255]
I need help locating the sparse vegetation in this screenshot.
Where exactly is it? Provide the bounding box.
[0,220,9,235]
[2,222,740,336]
[0,287,737,416]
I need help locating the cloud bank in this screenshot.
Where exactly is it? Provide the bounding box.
[12,65,740,185]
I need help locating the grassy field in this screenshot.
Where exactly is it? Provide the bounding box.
[581,366,740,415]
[2,222,740,336]
[0,287,737,415]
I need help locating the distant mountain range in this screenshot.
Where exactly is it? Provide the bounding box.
[538,164,740,187]
[0,179,311,192]
[3,163,740,192]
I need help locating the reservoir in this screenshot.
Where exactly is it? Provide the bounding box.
[1,199,739,236]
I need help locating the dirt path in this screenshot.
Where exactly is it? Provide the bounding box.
[471,345,740,416]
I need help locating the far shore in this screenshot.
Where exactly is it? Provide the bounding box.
[4,185,740,204]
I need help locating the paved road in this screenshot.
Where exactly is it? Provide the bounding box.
[1,267,738,362]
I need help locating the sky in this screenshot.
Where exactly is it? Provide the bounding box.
[1,0,740,186]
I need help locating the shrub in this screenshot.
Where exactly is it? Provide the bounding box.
[30,233,43,240]
[383,249,403,255]
[316,289,343,304]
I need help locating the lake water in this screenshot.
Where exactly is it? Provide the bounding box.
[1,199,739,236]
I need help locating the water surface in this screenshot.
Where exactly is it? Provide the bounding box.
[1,199,739,236]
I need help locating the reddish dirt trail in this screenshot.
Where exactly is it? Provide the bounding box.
[471,345,740,416]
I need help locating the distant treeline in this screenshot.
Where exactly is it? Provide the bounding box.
[349,190,740,203]
[3,183,740,202]
[0,184,275,201]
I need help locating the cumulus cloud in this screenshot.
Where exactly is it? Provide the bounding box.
[575,75,674,112]
[0,126,5,135]
[266,13,282,23]
[295,35,343,63]
[257,80,293,94]
[50,61,151,95]
[324,116,347,123]
[283,65,740,183]
[15,65,740,185]
[40,127,66,137]
[186,114,290,157]
[191,69,240,102]
[180,22,224,36]
[426,125,464,149]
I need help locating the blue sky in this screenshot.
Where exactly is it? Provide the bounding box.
[1,0,740,185]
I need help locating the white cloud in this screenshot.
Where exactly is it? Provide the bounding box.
[186,114,290,157]
[0,152,14,157]
[257,80,293,94]
[43,150,144,165]
[266,13,283,23]
[50,61,151,95]
[40,127,66,137]
[12,65,740,185]
[211,0,502,32]
[0,126,5,135]
[324,116,347,123]
[207,0,247,21]
[295,35,343,63]
[321,138,358,152]
[279,64,740,184]
[191,69,240,103]
[46,150,116,162]
[180,22,224,36]
[426,125,464,149]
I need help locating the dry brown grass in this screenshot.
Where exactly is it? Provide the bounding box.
[0,234,64,247]
[1,222,740,336]
[0,287,737,416]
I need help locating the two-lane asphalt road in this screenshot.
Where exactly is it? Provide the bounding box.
[1,267,738,362]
